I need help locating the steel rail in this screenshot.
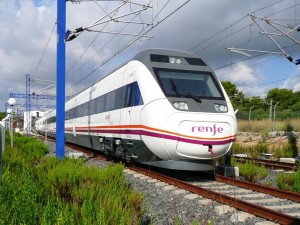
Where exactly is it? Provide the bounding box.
[130,166,300,225]
[216,175,300,203]
[234,156,298,171]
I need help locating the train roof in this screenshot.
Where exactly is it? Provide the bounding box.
[132,48,208,71]
[42,49,209,113]
[132,48,204,62]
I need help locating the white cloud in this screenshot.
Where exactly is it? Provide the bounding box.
[282,66,300,92]
[216,61,268,96]
[1,0,300,111]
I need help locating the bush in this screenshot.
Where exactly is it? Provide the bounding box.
[277,168,300,193]
[277,172,296,192]
[0,133,145,224]
[233,160,269,182]
[293,169,300,192]
[273,145,293,159]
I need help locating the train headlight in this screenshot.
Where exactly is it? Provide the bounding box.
[169,57,182,64]
[214,104,227,112]
[170,57,176,63]
[176,58,182,64]
[173,101,188,110]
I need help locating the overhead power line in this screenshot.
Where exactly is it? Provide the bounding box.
[32,22,56,79]
[65,0,191,94]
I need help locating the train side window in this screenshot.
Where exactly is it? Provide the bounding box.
[83,102,89,116]
[81,104,85,117]
[115,87,124,110]
[132,82,143,106]
[73,107,77,119]
[70,108,74,120]
[76,106,80,118]
[106,91,116,111]
[125,85,132,107]
[125,82,143,107]
[77,105,82,117]
[65,110,69,120]
[97,95,105,113]
[89,98,97,115]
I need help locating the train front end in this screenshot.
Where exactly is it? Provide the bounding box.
[136,49,237,170]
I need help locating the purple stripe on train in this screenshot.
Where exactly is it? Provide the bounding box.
[76,128,235,145]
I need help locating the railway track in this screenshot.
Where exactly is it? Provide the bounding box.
[37,136,300,224]
[130,166,300,225]
[233,156,298,171]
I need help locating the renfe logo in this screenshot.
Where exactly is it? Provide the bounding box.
[192,124,223,136]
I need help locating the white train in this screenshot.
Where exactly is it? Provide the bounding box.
[36,49,237,170]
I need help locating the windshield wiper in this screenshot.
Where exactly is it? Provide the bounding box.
[169,79,182,97]
[185,93,202,103]
[169,79,202,103]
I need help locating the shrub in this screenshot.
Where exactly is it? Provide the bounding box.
[0,133,145,224]
[293,169,300,192]
[233,160,269,182]
[231,142,245,154]
[273,144,293,159]
[277,172,296,192]
[277,169,300,193]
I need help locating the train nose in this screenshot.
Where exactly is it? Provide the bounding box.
[163,114,236,160]
[175,121,235,159]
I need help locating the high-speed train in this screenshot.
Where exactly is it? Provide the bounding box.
[36,49,237,170]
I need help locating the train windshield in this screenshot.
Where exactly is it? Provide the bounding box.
[154,68,224,100]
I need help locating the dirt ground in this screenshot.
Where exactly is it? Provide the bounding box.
[235,131,300,152]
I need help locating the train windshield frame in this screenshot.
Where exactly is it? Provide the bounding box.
[153,68,225,100]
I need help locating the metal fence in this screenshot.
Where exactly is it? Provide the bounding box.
[236,110,300,121]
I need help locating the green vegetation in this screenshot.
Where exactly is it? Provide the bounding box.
[233,119,299,159]
[231,158,269,182]
[0,133,144,224]
[231,141,269,159]
[0,112,6,121]
[222,81,300,120]
[277,168,300,193]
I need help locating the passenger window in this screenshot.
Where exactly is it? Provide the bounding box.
[125,82,143,107]
[106,91,115,111]
[132,82,143,106]
[89,99,97,115]
[125,85,132,107]
[97,96,105,113]
[115,88,124,110]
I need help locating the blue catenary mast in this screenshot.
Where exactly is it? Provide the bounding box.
[56,0,66,158]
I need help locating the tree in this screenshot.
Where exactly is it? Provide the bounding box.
[221,81,238,97]
[0,112,6,121]
[266,88,293,111]
[221,81,244,110]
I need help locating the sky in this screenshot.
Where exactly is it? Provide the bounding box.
[1,0,300,113]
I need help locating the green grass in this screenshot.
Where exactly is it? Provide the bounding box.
[277,168,300,193]
[0,133,144,224]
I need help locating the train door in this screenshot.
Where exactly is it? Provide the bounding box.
[121,72,143,141]
[72,99,77,139]
[122,72,134,137]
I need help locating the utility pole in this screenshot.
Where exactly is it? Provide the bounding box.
[269,98,273,121]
